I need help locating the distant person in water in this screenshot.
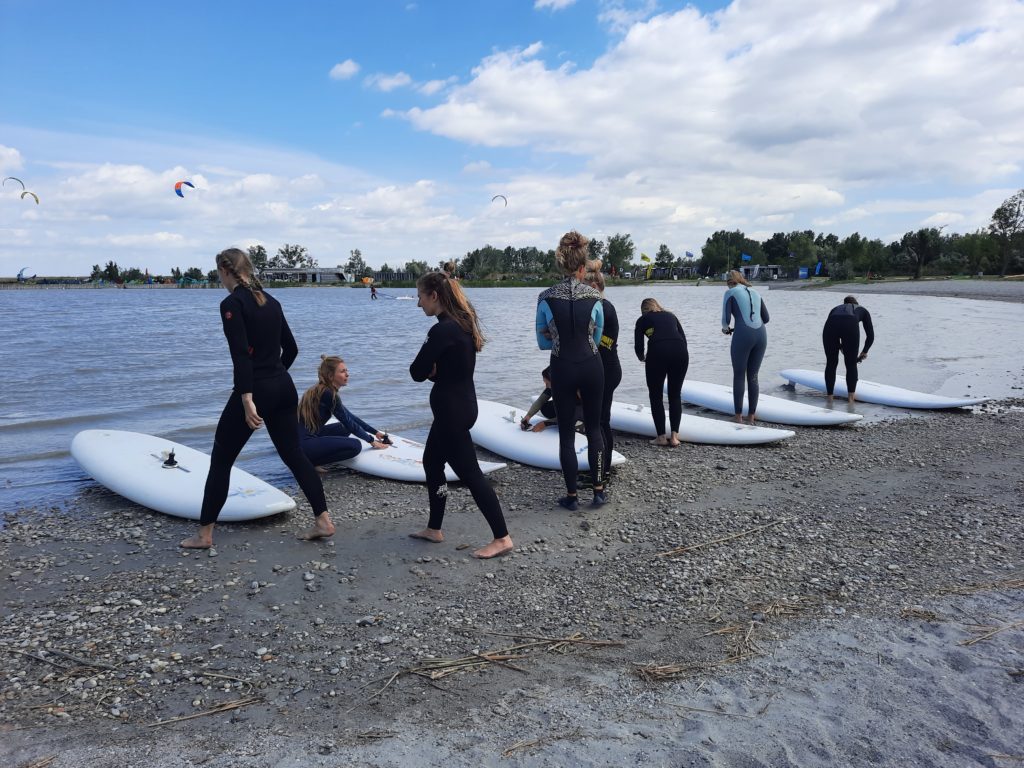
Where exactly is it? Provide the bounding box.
[297,355,390,470]
[370,284,378,300]
[634,297,688,446]
[408,269,513,559]
[822,295,874,404]
[181,248,334,549]
[721,270,769,426]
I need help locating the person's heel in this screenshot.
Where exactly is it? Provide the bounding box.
[590,490,609,508]
[557,495,579,511]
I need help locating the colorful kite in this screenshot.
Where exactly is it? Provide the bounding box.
[20,190,39,204]
[174,180,195,198]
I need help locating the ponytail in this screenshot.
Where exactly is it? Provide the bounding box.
[417,270,485,351]
[216,247,267,306]
[298,355,343,433]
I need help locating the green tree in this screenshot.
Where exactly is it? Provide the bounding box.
[989,189,1024,277]
[122,267,144,282]
[171,267,182,280]
[101,260,121,281]
[899,228,943,280]
[89,264,102,280]
[206,269,219,282]
[588,238,607,264]
[248,245,268,271]
[405,260,429,277]
[654,243,674,269]
[273,243,316,269]
[698,230,761,275]
[183,267,205,281]
[606,233,635,275]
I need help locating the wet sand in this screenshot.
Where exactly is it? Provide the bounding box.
[770,277,1024,303]
[3,398,1023,767]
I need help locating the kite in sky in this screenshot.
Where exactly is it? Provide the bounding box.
[3,176,26,190]
[491,194,507,207]
[174,180,195,198]
[21,190,39,204]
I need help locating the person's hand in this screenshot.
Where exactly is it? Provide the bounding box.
[242,397,263,430]
[519,419,531,431]
[370,439,389,449]
[375,431,388,441]
[427,363,438,381]
[858,352,868,362]
[722,326,733,335]
[530,422,547,433]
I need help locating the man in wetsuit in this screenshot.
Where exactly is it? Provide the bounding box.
[822,295,874,404]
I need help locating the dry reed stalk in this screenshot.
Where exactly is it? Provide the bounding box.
[940,578,1024,596]
[501,727,584,757]
[19,757,56,768]
[656,519,789,558]
[959,620,1024,647]
[633,653,759,682]
[749,597,813,617]
[673,704,754,719]
[900,607,940,621]
[146,696,261,727]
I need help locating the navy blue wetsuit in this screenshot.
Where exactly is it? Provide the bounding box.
[199,286,326,525]
[722,285,770,415]
[597,298,622,479]
[410,314,508,538]
[822,303,874,395]
[298,389,380,466]
[635,310,689,436]
[536,277,605,493]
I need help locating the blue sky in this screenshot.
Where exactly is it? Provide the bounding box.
[2,0,1022,275]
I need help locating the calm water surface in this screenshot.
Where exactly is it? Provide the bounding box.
[2,284,1022,512]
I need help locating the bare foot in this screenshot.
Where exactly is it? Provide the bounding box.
[847,393,856,404]
[826,394,834,405]
[297,513,336,541]
[747,414,757,426]
[315,465,328,475]
[650,436,669,446]
[409,528,444,543]
[180,524,214,549]
[471,536,514,559]
[669,433,681,447]
[733,414,744,424]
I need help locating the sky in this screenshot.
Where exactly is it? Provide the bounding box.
[1,0,1023,276]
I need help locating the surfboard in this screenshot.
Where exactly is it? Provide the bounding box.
[778,369,990,409]
[609,400,795,444]
[676,380,863,426]
[70,429,295,522]
[471,400,627,471]
[331,431,506,482]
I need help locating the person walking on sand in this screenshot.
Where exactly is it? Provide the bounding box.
[181,248,335,549]
[634,297,688,447]
[298,355,391,470]
[584,263,622,480]
[822,295,874,404]
[536,231,607,510]
[721,270,770,426]
[408,270,513,559]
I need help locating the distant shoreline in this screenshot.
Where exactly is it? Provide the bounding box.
[769,277,1024,303]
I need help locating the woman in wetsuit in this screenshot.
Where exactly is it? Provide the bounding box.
[408,270,513,559]
[180,248,334,549]
[634,297,688,446]
[297,355,390,469]
[584,263,621,479]
[536,231,606,510]
[721,270,770,425]
[822,295,874,403]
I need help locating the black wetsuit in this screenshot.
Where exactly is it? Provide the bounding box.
[822,303,874,395]
[536,278,605,494]
[199,286,326,526]
[410,313,508,538]
[298,390,379,465]
[597,298,622,479]
[634,311,689,436]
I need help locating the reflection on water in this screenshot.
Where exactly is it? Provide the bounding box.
[2,284,1021,511]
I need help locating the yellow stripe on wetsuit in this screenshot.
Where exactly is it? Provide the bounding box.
[600,334,616,349]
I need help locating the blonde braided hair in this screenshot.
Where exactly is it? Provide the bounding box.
[216,248,267,306]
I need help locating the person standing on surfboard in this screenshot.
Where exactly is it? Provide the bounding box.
[721,269,770,426]
[822,295,874,404]
[408,269,513,559]
[297,355,391,470]
[536,231,607,510]
[584,262,622,482]
[634,297,688,447]
[180,248,335,549]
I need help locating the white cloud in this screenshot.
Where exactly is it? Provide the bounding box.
[598,0,658,33]
[535,0,577,10]
[419,77,457,96]
[329,59,360,80]
[462,160,492,174]
[364,71,413,92]
[0,145,24,173]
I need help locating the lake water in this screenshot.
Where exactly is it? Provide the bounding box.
[2,283,1022,512]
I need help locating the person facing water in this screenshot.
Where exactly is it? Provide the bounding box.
[721,269,770,425]
[536,231,607,510]
[584,263,621,481]
[408,270,513,559]
[634,297,688,446]
[822,295,874,404]
[297,355,390,470]
[180,248,334,549]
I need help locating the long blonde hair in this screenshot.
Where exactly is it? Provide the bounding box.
[417,271,485,351]
[584,261,606,292]
[555,231,590,275]
[640,297,665,314]
[726,269,750,287]
[298,355,342,433]
[217,247,267,306]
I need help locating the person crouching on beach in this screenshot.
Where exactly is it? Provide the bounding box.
[181,248,335,549]
[536,231,607,510]
[297,355,391,471]
[408,270,513,559]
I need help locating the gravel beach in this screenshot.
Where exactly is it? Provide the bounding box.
[770,277,1024,303]
[3,394,1023,767]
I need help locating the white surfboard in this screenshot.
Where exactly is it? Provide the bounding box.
[332,431,506,482]
[778,369,989,409]
[470,400,627,471]
[71,430,295,522]
[677,380,863,426]
[609,400,794,444]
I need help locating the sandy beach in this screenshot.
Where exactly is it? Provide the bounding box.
[770,277,1024,303]
[3,387,1023,766]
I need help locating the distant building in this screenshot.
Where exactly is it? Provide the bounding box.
[740,264,782,280]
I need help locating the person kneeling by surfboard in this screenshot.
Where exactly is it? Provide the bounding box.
[519,367,584,433]
[298,355,390,471]
[408,269,514,560]
[180,248,336,549]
